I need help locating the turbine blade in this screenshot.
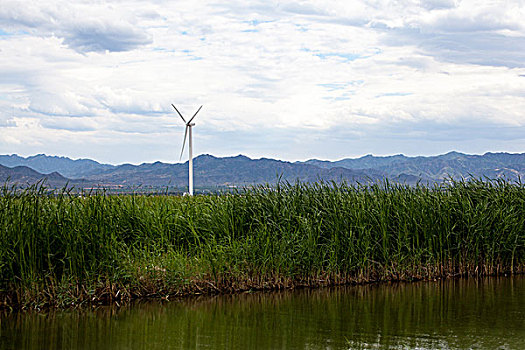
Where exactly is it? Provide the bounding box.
[180,125,189,160]
[172,104,186,123]
[187,105,203,124]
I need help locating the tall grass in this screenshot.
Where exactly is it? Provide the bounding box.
[0,179,524,309]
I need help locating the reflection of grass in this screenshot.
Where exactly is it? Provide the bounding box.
[0,179,523,309]
[3,278,523,349]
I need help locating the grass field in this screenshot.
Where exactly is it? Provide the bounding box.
[1,179,524,309]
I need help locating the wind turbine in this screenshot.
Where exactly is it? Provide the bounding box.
[172,104,202,196]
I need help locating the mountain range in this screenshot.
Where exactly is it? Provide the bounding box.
[1,151,524,189]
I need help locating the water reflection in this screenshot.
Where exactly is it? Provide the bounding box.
[1,277,524,349]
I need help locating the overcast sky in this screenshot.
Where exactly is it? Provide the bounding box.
[1,0,525,164]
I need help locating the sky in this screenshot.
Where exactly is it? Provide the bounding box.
[1,0,525,164]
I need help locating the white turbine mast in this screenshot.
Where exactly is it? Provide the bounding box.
[172,104,203,196]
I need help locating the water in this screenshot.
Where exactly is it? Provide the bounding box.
[1,277,524,349]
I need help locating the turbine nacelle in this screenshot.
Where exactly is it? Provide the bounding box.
[172,104,202,160]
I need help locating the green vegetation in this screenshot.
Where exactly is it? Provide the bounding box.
[1,179,524,309]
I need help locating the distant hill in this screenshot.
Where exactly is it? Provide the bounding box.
[299,151,525,182]
[0,154,114,178]
[0,164,71,187]
[1,151,524,188]
[302,154,409,170]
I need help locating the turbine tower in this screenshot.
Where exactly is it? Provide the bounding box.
[172,104,203,196]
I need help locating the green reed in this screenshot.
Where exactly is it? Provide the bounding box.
[0,179,524,308]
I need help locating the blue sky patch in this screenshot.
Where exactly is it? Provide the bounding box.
[318,81,364,91]
[376,92,413,97]
[314,52,361,62]
[243,19,273,26]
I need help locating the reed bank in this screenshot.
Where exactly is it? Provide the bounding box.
[1,179,524,310]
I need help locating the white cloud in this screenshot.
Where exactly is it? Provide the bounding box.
[1,0,525,163]
[0,0,152,52]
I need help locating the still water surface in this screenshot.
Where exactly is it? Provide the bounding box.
[1,277,524,349]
